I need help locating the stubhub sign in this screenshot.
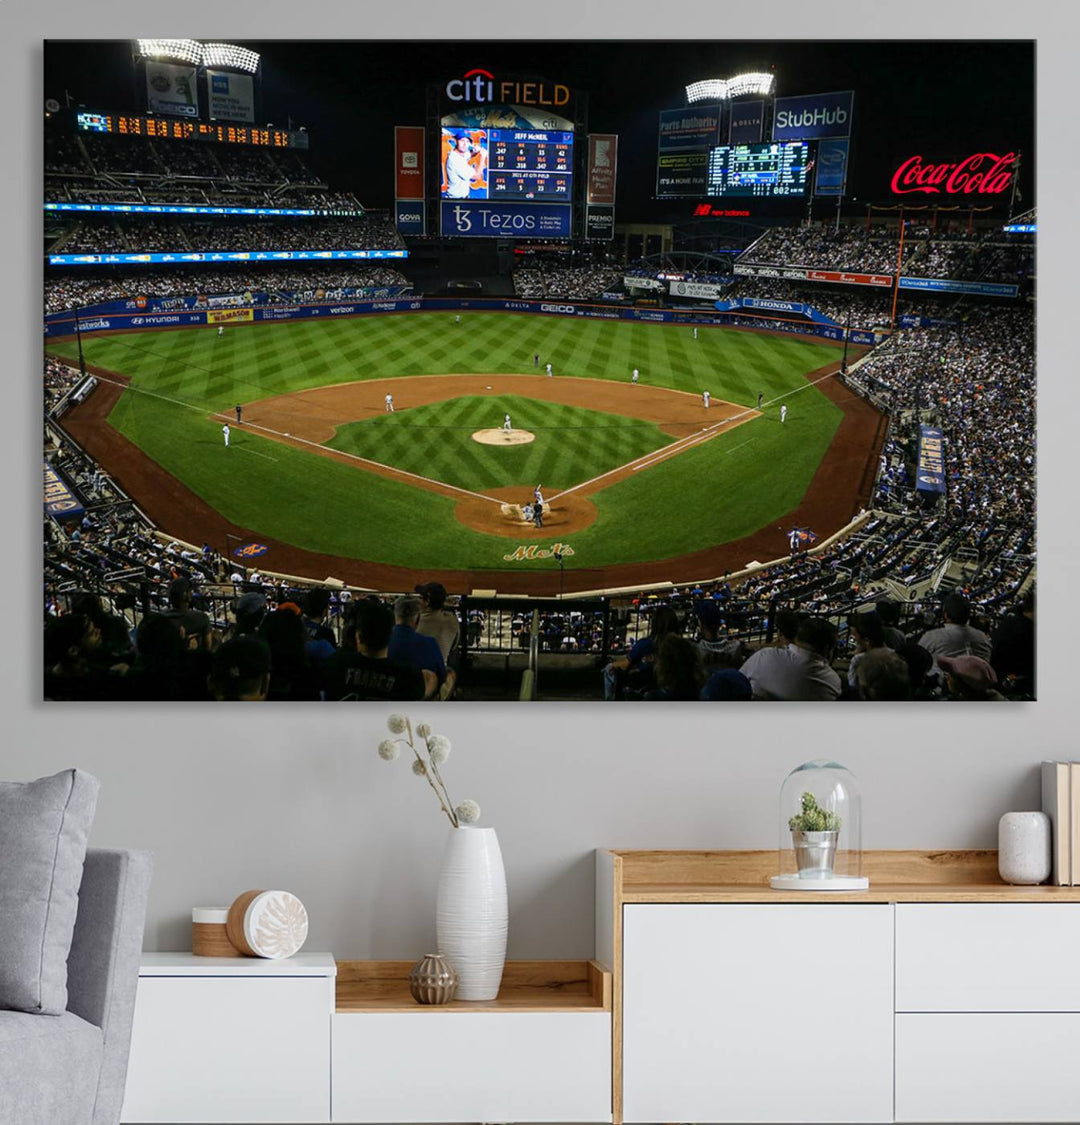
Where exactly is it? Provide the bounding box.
[772,90,854,141]
[440,200,571,239]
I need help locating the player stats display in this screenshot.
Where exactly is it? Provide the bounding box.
[707,141,810,198]
[441,127,573,201]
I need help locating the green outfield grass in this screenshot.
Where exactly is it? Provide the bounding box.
[47,312,846,572]
[327,395,671,492]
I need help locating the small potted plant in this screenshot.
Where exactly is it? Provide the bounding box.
[788,792,842,877]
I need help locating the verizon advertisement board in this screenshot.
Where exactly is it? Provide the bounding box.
[395,125,425,235]
[669,280,726,300]
[587,134,618,205]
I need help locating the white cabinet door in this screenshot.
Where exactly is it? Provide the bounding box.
[622,904,894,1124]
[333,1011,611,1123]
[896,1013,1080,1122]
[896,904,1080,1011]
[121,976,331,1123]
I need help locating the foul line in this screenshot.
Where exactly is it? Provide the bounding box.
[92,374,503,506]
[549,365,843,501]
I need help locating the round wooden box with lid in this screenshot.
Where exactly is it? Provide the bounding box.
[226,889,309,959]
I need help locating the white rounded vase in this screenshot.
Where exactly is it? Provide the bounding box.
[998,811,1052,885]
[436,826,508,1001]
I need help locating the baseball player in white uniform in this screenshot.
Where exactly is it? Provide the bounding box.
[222,423,231,447]
[534,485,545,505]
[632,368,639,384]
[545,363,553,377]
[217,325,224,337]
[693,326,699,340]
[781,404,788,423]
[455,315,461,325]
[385,393,395,413]
[702,390,711,409]
[503,413,512,433]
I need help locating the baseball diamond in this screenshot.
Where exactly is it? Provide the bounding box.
[47,311,882,594]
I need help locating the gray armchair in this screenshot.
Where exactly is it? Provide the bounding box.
[0,848,153,1125]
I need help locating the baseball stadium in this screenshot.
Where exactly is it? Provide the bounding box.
[43,40,1035,702]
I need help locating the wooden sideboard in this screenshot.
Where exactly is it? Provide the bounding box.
[596,850,1080,1125]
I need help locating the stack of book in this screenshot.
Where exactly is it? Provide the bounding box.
[1041,760,1080,885]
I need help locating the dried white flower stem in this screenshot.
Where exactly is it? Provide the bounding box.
[402,718,458,827]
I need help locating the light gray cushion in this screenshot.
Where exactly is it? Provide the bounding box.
[0,1009,103,1125]
[0,769,100,1014]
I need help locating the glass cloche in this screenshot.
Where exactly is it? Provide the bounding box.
[771,760,868,891]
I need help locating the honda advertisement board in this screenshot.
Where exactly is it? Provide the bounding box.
[729,100,764,144]
[772,90,854,141]
[440,200,571,238]
[144,61,199,118]
[815,138,850,196]
[587,134,618,205]
[584,205,615,240]
[206,70,255,123]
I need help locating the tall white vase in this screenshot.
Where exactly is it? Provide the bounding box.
[435,826,508,1001]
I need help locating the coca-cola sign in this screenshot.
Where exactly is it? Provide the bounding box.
[890,152,1017,195]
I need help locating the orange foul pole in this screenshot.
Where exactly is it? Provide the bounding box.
[890,207,906,330]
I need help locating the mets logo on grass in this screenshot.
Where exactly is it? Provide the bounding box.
[503,543,575,562]
[233,543,269,559]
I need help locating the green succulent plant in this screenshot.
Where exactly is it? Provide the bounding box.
[788,791,842,833]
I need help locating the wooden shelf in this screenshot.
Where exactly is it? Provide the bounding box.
[604,849,1080,902]
[336,959,611,1013]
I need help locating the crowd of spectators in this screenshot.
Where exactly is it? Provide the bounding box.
[45,264,411,314]
[740,224,900,273]
[512,261,621,300]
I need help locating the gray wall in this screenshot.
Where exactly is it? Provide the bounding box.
[7,5,1079,959]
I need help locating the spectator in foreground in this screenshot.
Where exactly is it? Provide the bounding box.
[846,611,887,693]
[415,581,460,663]
[739,617,842,701]
[161,576,213,650]
[388,595,450,699]
[259,605,320,701]
[854,647,913,701]
[694,602,747,668]
[322,597,433,701]
[990,586,1035,697]
[207,635,272,702]
[918,593,992,662]
[603,605,681,700]
[646,634,705,700]
[301,587,338,663]
[699,667,753,702]
[936,654,1007,702]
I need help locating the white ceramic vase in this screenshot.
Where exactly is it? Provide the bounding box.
[435,826,508,1001]
[998,811,1052,885]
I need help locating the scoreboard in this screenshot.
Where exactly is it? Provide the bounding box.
[75,111,309,150]
[707,141,810,198]
[488,130,573,201]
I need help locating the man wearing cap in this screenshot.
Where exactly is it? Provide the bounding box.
[232,591,268,637]
[415,581,460,664]
[322,597,432,702]
[694,601,747,668]
[936,654,1006,701]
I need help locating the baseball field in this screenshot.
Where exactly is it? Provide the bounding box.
[49,311,885,593]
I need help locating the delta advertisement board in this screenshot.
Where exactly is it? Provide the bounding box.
[772,90,854,141]
[729,100,764,145]
[440,200,571,238]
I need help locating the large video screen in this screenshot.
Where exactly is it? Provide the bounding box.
[441,127,573,202]
[707,141,810,198]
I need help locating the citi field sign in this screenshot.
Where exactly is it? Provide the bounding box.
[891,152,1017,195]
[446,68,571,108]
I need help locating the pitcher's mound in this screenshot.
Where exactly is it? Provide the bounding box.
[472,428,535,446]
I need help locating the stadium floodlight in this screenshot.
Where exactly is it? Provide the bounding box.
[136,39,203,66]
[686,72,775,103]
[200,43,261,74]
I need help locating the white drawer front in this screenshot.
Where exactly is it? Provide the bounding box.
[896,904,1080,1011]
[896,1013,1080,1122]
[622,904,894,1123]
[332,1011,611,1123]
[121,976,331,1123]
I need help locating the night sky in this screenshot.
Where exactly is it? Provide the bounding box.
[43,40,1034,222]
